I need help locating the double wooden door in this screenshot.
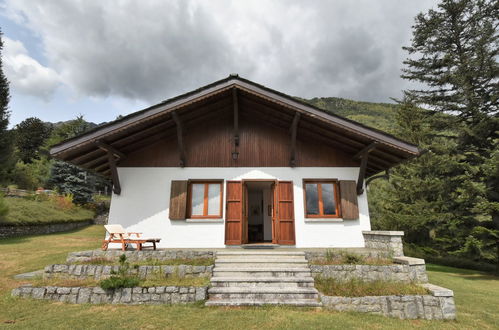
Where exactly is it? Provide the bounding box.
[224,180,295,245]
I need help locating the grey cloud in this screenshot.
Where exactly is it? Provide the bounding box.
[4,0,438,104]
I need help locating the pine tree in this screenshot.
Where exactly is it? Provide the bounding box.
[400,0,499,270]
[0,29,14,183]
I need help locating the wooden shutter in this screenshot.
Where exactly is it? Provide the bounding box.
[276,181,296,245]
[169,180,188,220]
[339,180,359,220]
[225,181,243,245]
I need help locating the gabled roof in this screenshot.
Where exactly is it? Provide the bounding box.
[50,75,421,176]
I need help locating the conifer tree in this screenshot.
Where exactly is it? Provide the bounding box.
[400,0,498,269]
[0,29,13,183]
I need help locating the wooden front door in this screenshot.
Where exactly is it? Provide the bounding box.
[275,181,296,245]
[225,181,243,245]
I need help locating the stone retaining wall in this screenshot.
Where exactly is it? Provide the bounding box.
[311,264,428,283]
[67,250,215,263]
[0,221,93,239]
[362,231,404,257]
[321,284,455,320]
[12,285,208,305]
[44,264,213,279]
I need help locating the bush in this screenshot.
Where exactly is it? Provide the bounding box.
[342,253,364,264]
[99,254,140,290]
[0,193,9,221]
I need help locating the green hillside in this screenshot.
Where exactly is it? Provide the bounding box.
[302,97,399,135]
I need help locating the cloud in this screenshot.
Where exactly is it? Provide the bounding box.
[3,0,437,103]
[3,37,60,101]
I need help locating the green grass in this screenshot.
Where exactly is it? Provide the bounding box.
[1,225,498,329]
[314,277,428,297]
[1,197,95,225]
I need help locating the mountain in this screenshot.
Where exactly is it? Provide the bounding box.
[302,97,399,135]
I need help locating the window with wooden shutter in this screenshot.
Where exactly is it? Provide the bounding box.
[169,180,188,220]
[339,180,359,220]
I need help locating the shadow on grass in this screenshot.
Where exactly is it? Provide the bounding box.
[427,264,499,281]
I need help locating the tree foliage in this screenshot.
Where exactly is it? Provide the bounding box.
[14,117,52,163]
[369,0,499,271]
[0,29,14,184]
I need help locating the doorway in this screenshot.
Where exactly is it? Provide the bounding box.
[244,181,274,243]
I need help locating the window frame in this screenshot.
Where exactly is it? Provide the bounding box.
[302,179,341,218]
[187,180,224,219]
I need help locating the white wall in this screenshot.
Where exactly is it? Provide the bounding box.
[107,167,371,248]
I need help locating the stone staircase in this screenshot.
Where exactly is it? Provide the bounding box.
[205,251,321,307]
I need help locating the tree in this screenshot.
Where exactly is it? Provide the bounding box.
[399,0,499,270]
[48,161,93,204]
[15,117,52,163]
[0,29,13,184]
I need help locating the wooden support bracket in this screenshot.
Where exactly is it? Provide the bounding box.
[107,151,121,195]
[289,112,301,167]
[171,111,186,167]
[233,88,239,147]
[355,142,379,195]
[366,170,390,186]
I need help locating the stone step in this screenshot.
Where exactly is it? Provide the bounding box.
[205,298,322,307]
[213,268,312,278]
[215,262,309,269]
[208,286,319,300]
[210,277,315,288]
[216,251,306,256]
[216,258,307,264]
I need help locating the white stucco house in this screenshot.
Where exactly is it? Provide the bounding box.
[50,75,421,249]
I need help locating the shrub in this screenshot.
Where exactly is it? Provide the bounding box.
[49,194,74,211]
[99,254,140,290]
[341,252,364,264]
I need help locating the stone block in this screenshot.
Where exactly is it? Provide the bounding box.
[195,287,207,301]
[77,288,92,304]
[57,287,71,294]
[93,287,106,294]
[156,286,166,294]
[165,286,178,293]
[120,288,132,303]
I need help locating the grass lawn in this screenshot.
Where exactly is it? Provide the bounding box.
[1,197,94,225]
[0,225,498,329]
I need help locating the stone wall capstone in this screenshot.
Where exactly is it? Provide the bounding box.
[67,250,216,263]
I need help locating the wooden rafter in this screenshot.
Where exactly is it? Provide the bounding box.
[289,112,301,167]
[353,141,379,160]
[171,111,186,167]
[95,141,126,159]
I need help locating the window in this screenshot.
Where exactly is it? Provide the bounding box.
[187,181,223,218]
[303,180,341,218]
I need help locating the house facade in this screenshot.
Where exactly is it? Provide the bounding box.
[50,75,420,248]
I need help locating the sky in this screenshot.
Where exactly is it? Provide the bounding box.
[0,0,438,127]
